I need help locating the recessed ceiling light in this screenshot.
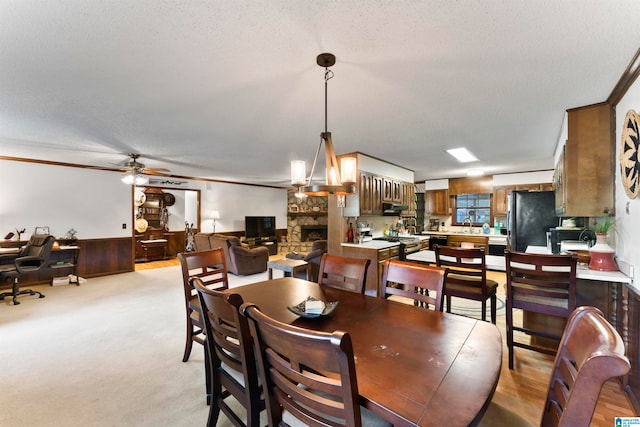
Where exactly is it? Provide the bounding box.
[466,169,485,177]
[446,147,479,163]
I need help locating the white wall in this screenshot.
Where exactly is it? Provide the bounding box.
[0,161,131,240]
[614,83,640,283]
[0,159,288,241]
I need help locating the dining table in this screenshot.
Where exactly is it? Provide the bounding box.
[231,277,503,427]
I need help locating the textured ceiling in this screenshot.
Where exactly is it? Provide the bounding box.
[1,1,640,187]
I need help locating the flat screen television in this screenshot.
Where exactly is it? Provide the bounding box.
[245,216,276,239]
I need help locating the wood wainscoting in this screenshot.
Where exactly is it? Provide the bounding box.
[77,237,134,278]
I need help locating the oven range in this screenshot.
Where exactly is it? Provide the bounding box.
[373,237,422,261]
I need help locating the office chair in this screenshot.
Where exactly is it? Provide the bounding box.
[0,234,55,305]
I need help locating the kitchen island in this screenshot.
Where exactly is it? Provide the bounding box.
[341,236,428,296]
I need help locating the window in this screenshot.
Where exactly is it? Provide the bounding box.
[453,193,491,225]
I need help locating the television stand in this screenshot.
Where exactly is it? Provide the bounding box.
[245,236,278,256]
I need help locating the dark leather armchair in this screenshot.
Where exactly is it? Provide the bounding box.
[197,234,269,276]
[285,240,327,282]
[0,234,55,305]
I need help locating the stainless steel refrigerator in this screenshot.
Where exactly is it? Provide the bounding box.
[508,190,558,253]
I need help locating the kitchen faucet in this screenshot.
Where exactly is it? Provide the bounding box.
[463,217,473,233]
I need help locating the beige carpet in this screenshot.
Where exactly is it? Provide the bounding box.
[0,266,280,427]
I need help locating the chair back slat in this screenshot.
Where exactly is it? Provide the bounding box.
[194,278,264,427]
[318,254,370,294]
[242,303,362,427]
[505,250,578,369]
[381,259,447,311]
[541,306,630,427]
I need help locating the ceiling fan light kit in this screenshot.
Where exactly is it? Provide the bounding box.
[120,153,168,186]
[291,53,356,197]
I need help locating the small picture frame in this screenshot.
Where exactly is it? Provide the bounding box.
[35,226,50,235]
[289,204,299,213]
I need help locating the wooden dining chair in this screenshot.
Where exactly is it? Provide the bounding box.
[380,259,447,311]
[241,303,391,427]
[480,306,630,427]
[505,250,577,369]
[178,248,230,363]
[317,253,371,294]
[434,245,499,323]
[193,278,264,427]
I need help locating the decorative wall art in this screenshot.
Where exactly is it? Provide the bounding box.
[620,109,640,199]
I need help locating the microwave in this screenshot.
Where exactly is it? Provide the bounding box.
[548,228,595,254]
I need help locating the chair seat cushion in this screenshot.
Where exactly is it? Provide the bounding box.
[446,275,499,295]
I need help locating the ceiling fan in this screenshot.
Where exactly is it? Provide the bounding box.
[121,153,170,185]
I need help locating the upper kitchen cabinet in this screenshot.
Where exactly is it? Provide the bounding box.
[493,183,554,216]
[338,153,414,218]
[425,189,450,215]
[557,103,614,216]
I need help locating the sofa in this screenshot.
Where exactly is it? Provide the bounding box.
[285,240,327,282]
[194,233,269,276]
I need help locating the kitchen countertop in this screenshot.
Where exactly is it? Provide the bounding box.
[341,236,428,250]
[407,246,631,284]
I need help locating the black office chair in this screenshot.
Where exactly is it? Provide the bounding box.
[0,234,56,305]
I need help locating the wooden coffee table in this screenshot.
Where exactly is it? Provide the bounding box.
[267,258,309,280]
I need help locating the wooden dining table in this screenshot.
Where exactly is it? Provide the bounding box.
[231,277,503,427]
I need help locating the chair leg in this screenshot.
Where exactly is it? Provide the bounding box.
[480,300,487,322]
[0,279,45,305]
[446,295,452,313]
[183,318,194,362]
[490,294,497,324]
[506,303,515,369]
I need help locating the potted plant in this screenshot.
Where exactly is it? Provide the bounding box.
[588,215,617,271]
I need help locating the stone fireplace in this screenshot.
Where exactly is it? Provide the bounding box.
[282,190,328,254]
[301,225,328,242]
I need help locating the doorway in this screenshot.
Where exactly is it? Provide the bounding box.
[133,186,200,269]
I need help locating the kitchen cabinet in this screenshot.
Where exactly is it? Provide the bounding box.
[492,186,515,216]
[493,183,554,216]
[557,102,614,216]
[359,172,374,216]
[340,244,399,297]
[425,189,450,215]
[448,176,493,195]
[401,182,416,216]
[346,171,411,217]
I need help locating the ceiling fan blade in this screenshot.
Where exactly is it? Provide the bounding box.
[144,168,171,175]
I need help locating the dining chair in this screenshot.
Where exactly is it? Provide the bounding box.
[241,303,391,427]
[380,259,447,311]
[446,234,489,251]
[480,306,630,427]
[178,248,230,363]
[434,244,499,323]
[193,278,264,427]
[317,253,371,294]
[505,250,577,370]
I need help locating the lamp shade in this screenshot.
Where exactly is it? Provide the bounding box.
[291,160,306,186]
[340,157,357,184]
[212,210,220,220]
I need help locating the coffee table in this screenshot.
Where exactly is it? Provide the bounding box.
[267,258,309,280]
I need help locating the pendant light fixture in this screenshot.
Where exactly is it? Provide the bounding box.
[291,53,356,196]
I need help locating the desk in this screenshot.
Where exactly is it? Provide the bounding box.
[232,277,502,427]
[267,258,309,280]
[0,245,80,286]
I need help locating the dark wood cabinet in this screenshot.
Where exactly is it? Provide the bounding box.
[425,189,449,215]
[559,102,615,216]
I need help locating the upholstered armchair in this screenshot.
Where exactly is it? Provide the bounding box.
[204,234,269,276]
[285,240,327,282]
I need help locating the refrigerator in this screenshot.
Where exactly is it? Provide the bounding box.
[508,190,558,253]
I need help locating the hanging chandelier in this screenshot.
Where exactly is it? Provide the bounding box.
[290,53,356,196]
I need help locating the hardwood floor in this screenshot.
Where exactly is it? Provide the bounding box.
[136,259,637,424]
[484,270,636,426]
